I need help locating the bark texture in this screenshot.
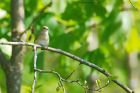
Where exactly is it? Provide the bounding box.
[4,0,25,93]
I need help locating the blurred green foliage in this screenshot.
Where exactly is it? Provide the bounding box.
[0,0,140,93]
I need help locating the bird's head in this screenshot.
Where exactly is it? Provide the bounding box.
[42,26,49,31]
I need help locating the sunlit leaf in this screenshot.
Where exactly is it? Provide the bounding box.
[125,28,140,52]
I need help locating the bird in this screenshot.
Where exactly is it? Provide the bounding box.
[35,26,49,47]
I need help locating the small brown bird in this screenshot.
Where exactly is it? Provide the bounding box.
[35,26,49,47]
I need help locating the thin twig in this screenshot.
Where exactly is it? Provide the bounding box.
[0,41,134,93]
[94,80,110,91]
[35,68,108,92]
[35,69,66,93]
[36,69,110,93]
[65,64,81,80]
[31,46,37,93]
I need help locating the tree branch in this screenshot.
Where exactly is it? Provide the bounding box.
[0,41,134,93]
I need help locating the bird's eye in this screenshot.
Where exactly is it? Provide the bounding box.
[43,26,48,30]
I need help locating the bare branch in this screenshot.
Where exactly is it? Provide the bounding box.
[0,41,134,93]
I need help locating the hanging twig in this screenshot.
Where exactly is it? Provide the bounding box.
[31,46,37,93]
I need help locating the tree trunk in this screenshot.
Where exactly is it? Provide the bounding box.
[128,52,140,92]
[87,24,99,93]
[4,0,25,93]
